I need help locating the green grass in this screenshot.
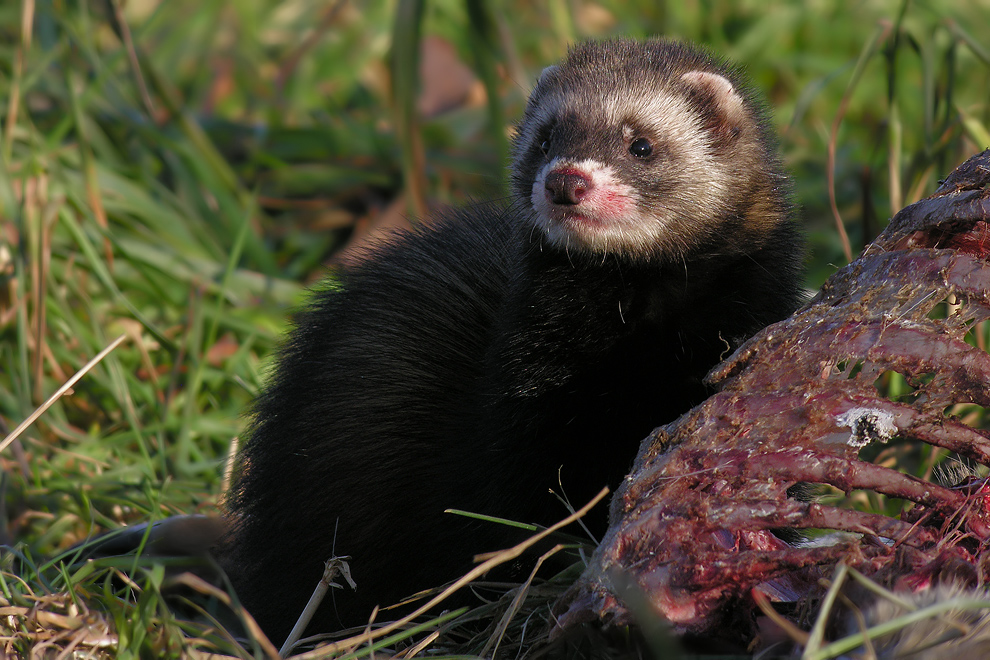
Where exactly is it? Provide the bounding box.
[1,0,989,657]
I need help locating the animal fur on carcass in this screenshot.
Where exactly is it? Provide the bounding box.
[556,149,990,651]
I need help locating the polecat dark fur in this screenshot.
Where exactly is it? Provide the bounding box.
[218,38,804,643]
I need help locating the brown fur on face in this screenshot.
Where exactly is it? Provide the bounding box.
[513,38,791,263]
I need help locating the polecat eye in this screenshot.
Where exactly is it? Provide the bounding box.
[629,137,653,158]
[536,121,556,156]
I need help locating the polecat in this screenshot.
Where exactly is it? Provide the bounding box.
[218,38,804,644]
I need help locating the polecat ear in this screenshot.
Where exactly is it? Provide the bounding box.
[681,71,745,122]
[537,65,560,86]
[680,70,747,144]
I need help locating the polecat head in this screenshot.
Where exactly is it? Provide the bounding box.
[511,39,790,263]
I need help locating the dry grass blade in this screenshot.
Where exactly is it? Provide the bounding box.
[0,586,116,655]
[279,556,357,656]
[480,544,565,658]
[826,21,893,264]
[166,573,282,659]
[0,334,128,454]
[289,487,607,659]
[2,0,34,164]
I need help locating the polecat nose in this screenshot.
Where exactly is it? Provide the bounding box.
[545,170,592,205]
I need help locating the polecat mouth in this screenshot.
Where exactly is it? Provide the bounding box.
[552,210,608,229]
[534,159,636,238]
